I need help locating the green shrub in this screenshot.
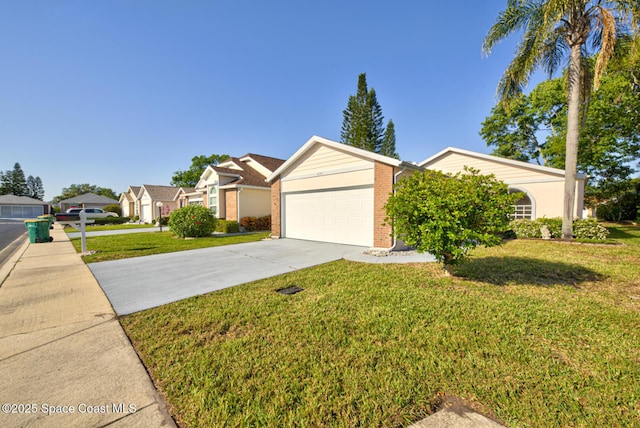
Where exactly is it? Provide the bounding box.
[131,215,140,222]
[216,220,240,233]
[510,219,542,238]
[93,217,130,225]
[573,218,609,240]
[537,218,562,238]
[169,205,217,238]
[385,167,518,267]
[241,215,271,231]
[509,218,609,240]
[154,215,170,226]
[103,204,122,216]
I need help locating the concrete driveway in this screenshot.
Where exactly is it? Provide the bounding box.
[89,239,365,315]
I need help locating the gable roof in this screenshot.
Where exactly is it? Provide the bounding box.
[0,194,45,205]
[266,135,415,183]
[420,147,587,179]
[196,153,286,190]
[60,193,119,205]
[238,153,286,174]
[120,185,142,202]
[138,185,180,201]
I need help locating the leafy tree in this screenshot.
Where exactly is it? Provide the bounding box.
[26,175,45,200]
[482,36,640,207]
[171,154,230,188]
[53,184,118,203]
[480,78,566,165]
[385,167,519,271]
[340,73,398,157]
[483,0,639,239]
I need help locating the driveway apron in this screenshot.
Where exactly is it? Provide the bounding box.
[89,239,364,315]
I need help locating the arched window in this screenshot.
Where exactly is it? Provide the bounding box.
[509,188,534,219]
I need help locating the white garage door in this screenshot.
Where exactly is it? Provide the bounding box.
[283,187,374,247]
[141,204,150,223]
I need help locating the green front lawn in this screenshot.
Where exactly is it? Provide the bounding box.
[120,225,640,427]
[71,231,270,263]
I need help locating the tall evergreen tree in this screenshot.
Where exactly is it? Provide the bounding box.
[341,73,396,156]
[380,119,399,159]
[0,171,9,195]
[9,163,28,196]
[26,175,45,200]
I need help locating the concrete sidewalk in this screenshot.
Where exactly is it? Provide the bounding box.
[0,225,175,427]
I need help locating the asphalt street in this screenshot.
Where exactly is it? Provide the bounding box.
[0,220,27,266]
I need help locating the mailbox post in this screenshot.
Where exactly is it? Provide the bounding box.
[79,210,88,254]
[156,201,164,232]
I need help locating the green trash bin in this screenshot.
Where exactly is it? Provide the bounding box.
[38,214,54,229]
[36,219,52,242]
[24,220,41,243]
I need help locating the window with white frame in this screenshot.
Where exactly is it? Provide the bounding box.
[208,184,218,216]
[510,189,533,219]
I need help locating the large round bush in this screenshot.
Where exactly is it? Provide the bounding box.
[169,205,217,238]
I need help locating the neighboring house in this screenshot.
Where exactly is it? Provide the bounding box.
[59,193,119,212]
[266,136,419,248]
[419,147,586,220]
[119,186,141,218]
[186,154,285,221]
[137,185,180,223]
[174,187,196,209]
[0,195,49,219]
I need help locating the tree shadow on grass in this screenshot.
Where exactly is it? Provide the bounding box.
[453,256,607,287]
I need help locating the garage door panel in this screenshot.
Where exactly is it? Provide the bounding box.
[283,187,373,247]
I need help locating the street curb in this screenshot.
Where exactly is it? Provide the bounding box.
[0,234,29,287]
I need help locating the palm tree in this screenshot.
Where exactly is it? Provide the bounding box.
[483,0,639,239]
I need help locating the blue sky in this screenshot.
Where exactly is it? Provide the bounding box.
[1,1,543,201]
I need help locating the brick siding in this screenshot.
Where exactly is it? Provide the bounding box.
[373,162,394,248]
[271,178,281,237]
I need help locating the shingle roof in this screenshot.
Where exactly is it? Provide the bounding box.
[212,158,265,188]
[60,193,119,205]
[141,185,180,200]
[240,153,286,173]
[0,194,46,205]
[212,154,286,188]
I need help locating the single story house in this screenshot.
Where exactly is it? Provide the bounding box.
[267,136,587,249]
[119,186,141,218]
[137,185,180,223]
[266,136,418,248]
[58,193,119,212]
[186,154,285,221]
[0,194,49,219]
[419,147,586,220]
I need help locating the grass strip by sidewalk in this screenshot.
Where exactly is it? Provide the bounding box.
[70,231,270,263]
[120,225,640,427]
[64,223,157,232]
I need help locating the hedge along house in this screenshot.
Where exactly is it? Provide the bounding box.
[266,136,419,249]
[0,195,49,219]
[58,193,119,213]
[186,154,285,221]
[119,186,141,218]
[419,147,586,220]
[136,185,180,223]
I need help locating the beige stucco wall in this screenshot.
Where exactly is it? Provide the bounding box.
[239,188,271,218]
[426,152,584,219]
